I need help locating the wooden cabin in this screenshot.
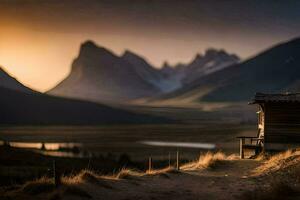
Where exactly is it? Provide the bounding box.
[238,92,300,158]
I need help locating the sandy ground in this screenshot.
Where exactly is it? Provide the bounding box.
[58,159,261,200]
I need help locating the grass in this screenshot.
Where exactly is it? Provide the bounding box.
[253,149,300,176]
[115,168,144,179]
[146,166,180,178]
[243,149,300,200]
[7,150,300,200]
[63,170,101,184]
[18,171,94,199]
[181,152,229,170]
[0,123,255,162]
[14,166,181,197]
[64,170,114,189]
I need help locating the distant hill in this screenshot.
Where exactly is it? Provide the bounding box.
[0,67,167,125]
[48,41,161,103]
[0,86,166,125]
[157,37,300,103]
[0,66,34,93]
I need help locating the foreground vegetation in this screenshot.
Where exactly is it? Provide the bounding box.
[3,147,300,199]
[4,124,300,199]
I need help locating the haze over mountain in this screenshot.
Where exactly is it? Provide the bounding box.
[155,37,300,103]
[0,67,165,125]
[48,41,239,103]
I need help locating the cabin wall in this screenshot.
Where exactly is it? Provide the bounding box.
[264,102,300,151]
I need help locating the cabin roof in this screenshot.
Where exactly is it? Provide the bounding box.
[250,92,300,104]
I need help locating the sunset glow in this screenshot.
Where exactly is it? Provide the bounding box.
[0,0,299,91]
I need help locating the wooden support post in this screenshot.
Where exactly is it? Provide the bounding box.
[148,157,152,172]
[240,138,245,159]
[176,150,180,170]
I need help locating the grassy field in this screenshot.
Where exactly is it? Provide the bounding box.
[0,101,259,189]
[0,123,256,160]
[0,123,256,186]
[4,149,300,200]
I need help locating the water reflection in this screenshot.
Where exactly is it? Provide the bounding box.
[139,141,216,149]
[8,142,81,150]
[0,141,85,158]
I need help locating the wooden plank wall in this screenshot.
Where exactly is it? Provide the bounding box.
[264,102,300,150]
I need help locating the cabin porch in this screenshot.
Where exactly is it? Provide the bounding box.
[237,136,264,159]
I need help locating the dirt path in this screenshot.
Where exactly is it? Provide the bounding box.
[62,159,261,200]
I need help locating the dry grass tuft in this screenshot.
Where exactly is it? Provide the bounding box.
[68,170,101,184]
[115,168,144,180]
[21,176,54,195]
[78,170,100,182]
[254,152,267,161]
[253,150,300,176]
[181,152,228,170]
[62,169,114,190]
[244,149,300,200]
[146,166,180,178]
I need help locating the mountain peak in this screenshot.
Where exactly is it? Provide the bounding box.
[122,50,157,70]
[195,53,203,60]
[122,50,142,61]
[81,40,98,48]
[162,61,171,69]
[203,48,239,61]
[204,48,222,57]
[123,49,136,57]
[79,40,116,58]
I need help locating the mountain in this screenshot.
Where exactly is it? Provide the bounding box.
[122,51,181,92]
[201,37,300,101]
[160,62,186,83]
[181,49,239,84]
[48,41,160,103]
[160,37,300,103]
[48,41,240,103]
[0,86,166,125]
[159,49,239,86]
[0,66,34,93]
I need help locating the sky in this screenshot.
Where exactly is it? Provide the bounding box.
[0,0,300,92]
